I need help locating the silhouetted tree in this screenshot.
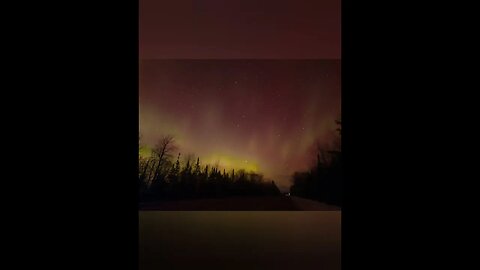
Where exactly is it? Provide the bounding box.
[193,157,201,175]
[151,135,176,186]
[139,134,283,201]
[139,135,177,201]
[290,120,342,206]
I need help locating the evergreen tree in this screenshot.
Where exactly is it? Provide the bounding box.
[193,157,201,176]
[168,153,181,182]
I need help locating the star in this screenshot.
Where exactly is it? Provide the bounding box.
[139,59,341,192]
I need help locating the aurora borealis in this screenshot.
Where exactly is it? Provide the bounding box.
[139,60,340,191]
[139,0,341,191]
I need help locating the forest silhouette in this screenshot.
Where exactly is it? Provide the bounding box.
[139,135,281,202]
[290,120,342,207]
[139,120,341,207]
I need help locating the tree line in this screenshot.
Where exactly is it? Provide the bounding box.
[290,120,342,207]
[139,135,281,202]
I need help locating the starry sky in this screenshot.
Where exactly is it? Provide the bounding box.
[139,0,340,191]
[140,60,340,191]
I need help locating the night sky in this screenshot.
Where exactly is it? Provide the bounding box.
[139,0,340,191]
[140,0,340,59]
[140,60,340,191]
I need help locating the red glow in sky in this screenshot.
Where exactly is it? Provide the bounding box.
[140,0,340,59]
[140,60,340,190]
[139,0,341,190]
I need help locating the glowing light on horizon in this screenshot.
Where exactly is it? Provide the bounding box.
[139,59,340,189]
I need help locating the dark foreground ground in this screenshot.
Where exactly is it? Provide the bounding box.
[140,211,341,270]
[139,196,340,211]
